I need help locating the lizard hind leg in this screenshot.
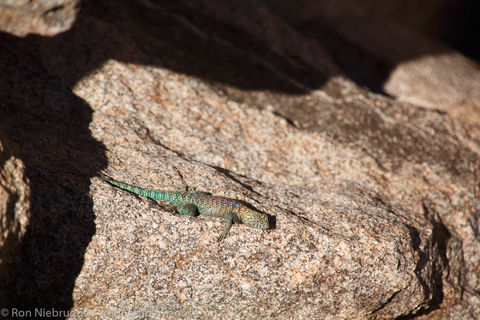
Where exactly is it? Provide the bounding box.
[176,203,199,216]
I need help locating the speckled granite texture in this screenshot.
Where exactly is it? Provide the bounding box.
[0,0,79,37]
[1,0,479,319]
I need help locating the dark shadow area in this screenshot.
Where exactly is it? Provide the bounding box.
[86,0,330,93]
[298,19,396,96]
[401,213,450,319]
[434,1,480,60]
[0,27,107,314]
[264,0,480,96]
[0,0,470,317]
[267,214,277,230]
[295,17,454,97]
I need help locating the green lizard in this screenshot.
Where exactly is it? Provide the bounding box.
[104,178,269,241]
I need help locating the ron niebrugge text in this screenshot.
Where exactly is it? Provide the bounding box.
[2,307,182,318]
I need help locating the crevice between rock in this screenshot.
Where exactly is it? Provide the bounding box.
[393,203,451,319]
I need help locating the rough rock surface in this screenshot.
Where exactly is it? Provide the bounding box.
[1,0,479,319]
[0,0,79,37]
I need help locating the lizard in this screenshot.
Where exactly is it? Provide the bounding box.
[103,177,269,241]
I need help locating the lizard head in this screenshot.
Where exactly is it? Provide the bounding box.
[240,207,269,230]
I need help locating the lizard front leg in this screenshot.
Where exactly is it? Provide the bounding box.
[217,212,239,241]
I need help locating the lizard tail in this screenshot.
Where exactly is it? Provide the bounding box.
[104,178,164,200]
